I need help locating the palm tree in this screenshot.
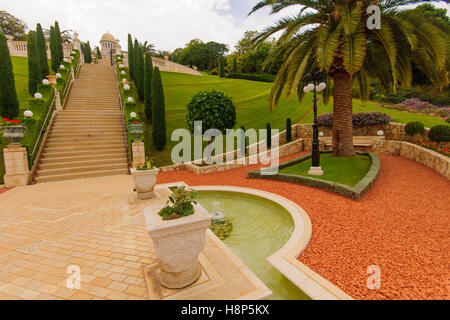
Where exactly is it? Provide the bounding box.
[250,0,448,157]
[141,41,157,55]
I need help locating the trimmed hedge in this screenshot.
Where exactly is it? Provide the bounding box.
[428,125,450,143]
[405,121,425,136]
[248,151,381,201]
[318,112,392,128]
[225,73,275,83]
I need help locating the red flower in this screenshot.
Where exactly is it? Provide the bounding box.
[2,118,10,122]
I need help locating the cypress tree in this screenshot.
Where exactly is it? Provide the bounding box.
[36,24,49,78]
[54,21,64,65]
[50,26,59,72]
[128,34,134,80]
[133,39,139,82]
[286,118,292,142]
[266,123,272,149]
[85,42,92,63]
[0,31,20,119]
[96,47,102,59]
[144,52,153,123]
[136,44,145,101]
[27,31,41,96]
[151,67,166,150]
[233,57,237,73]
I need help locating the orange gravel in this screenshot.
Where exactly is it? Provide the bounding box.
[157,152,450,300]
[0,188,10,195]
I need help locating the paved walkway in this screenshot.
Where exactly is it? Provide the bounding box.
[0,153,448,300]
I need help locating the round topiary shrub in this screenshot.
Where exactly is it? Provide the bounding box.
[186,90,236,133]
[428,125,450,143]
[405,121,425,136]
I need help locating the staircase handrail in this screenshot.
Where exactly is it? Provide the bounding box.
[114,66,131,168]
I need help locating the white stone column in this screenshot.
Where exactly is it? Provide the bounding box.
[132,141,145,168]
[3,145,30,188]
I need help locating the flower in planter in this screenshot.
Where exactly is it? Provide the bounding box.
[137,157,156,171]
[1,118,21,126]
[158,186,198,221]
[34,93,43,99]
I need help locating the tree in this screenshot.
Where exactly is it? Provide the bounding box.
[135,43,145,101]
[133,39,139,82]
[144,52,153,123]
[286,118,292,142]
[141,41,156,55]
[0,11,27,40]
[233,57,237,73]
[251,0,448,157]
[36,23,49,78]
[128,34,134,80]
[49,26,59,72]
[54,21,64,65]
[84,42,92,63]
[0,31,19,119]
[27,31,41,95]
[178,39,228,70]
[151,67,166,150]
[219,58,225,78]
[96,46,102,59]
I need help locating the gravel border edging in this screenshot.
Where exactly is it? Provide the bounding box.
[247,151,381,201]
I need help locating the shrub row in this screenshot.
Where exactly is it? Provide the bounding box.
[318,112,393,128]
[225,73,275,83]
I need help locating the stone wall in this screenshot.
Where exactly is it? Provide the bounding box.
[7,39,73,59]
[373,140,449,179]
[122,53,202,76]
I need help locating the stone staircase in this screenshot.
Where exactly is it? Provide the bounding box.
[34,60,129,183]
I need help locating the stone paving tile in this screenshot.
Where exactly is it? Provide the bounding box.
[0,176,156,300]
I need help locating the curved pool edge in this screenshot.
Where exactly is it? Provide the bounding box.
[190,185,354,301]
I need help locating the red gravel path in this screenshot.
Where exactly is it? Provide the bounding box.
[158,152,450,300]
[0,188,10,195]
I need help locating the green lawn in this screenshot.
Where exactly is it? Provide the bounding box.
[279,154,372,186]
[141,72,447,166]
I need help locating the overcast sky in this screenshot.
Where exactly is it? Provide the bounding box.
[2,0,449,52]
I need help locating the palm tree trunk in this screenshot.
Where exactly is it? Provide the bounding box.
[332,70,355,157]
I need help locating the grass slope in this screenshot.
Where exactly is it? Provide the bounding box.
[142,72,447,166]
[279,154,372,186]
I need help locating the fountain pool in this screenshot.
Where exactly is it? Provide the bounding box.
[197,190,311,300]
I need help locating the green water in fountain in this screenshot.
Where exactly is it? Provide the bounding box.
[197,191,310,300]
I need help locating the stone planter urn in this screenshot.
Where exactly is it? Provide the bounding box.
[47,75,57,87]
[2,125,27,145]
[145,204,212,289]
[130,168,159,200]
[128,123,145,140]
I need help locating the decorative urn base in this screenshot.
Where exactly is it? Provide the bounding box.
[130,168,159,200]
[145,204,212,289]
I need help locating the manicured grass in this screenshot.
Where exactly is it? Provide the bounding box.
[140,72,447,166]
[279,153,372,186]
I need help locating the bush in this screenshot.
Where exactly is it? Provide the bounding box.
[225,73,275,83]
[286,118,292,142]
[405,121,425,136]
[318,112,392,128]
[186,90,236,134]
[209,69,218,76]
[428,125,450,143]
[219,59,225,78]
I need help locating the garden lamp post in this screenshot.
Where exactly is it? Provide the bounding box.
[303,71,327,176]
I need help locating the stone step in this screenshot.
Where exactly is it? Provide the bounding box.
[44,144,125,154]
[41,149,127,161]
[41,151,126,163]
[50,128,123,134]
[51,124,123,130]
[50,132,124,138]
[36,162,128,177]
[46,136,124,145]
[34,168,129,183]
[39,157,127,170]
[45,140,125,148]
[53,120,123,125]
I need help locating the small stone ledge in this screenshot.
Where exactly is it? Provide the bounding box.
[248,151,381,201]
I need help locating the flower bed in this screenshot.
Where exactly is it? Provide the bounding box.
[318,112,392,128]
